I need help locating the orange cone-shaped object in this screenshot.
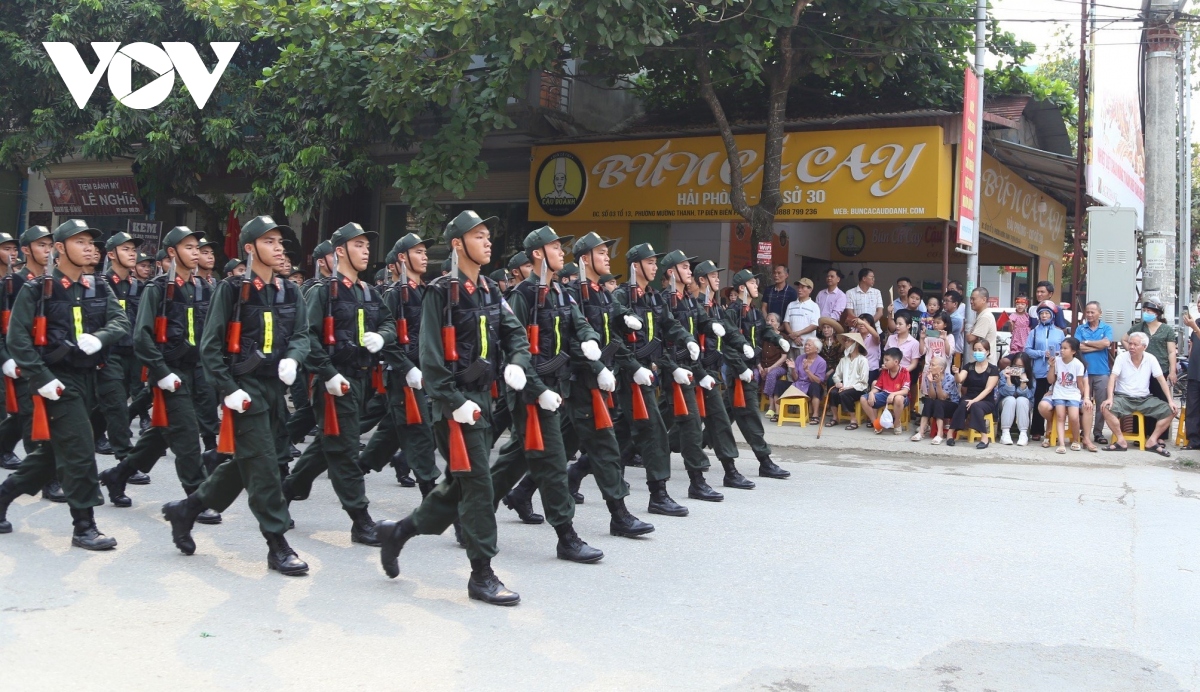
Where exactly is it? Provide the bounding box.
[31,394,49,441]
[447,420,470,472]
[733,378,747,408]
[591,389,613,430]
[672,382,689,417]
[525,403,544,452]
[372,364,386,395]
[631,383,649,420]
[225,320,242,354]
[404,387,423,425]
[605,391,614,408]
[491,381,498,399]
[4,377,17,414]
[526,325,540,355]
[217,406,236,455]
[695,386,707,418]
[151,387,169,427]
[323,392,340,436]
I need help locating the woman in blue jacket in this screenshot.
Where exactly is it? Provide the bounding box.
[1024,302,1065,440]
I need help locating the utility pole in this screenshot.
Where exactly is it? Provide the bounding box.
[1143,21,1180,318]
[1070,0,1090,330]
[1179,34,1192,311]
[962,0,985,331]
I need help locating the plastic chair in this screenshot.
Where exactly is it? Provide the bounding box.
[955,413,996,443]
[1046,410,1077,447]
[836,402,865,425]
[1176,406,1187,447]
[1119,412,1147,451]
[777,396,809,427]
[759,394,770,412]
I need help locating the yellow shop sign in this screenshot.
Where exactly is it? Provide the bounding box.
[977,153,1066,262]
[529,126,951,222]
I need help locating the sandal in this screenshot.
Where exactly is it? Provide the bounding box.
[1056,446,1067,454]
[1149,443,1171,458]
[808,417,820,426]
[910,432,923,442]
[1103,443,1128,452]
[1041,439,1051,449]
[1084,444,1099,453]
[1069,443,1081,452]
[845,423,859,431]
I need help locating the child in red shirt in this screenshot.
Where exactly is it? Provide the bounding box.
[862,347,911,434]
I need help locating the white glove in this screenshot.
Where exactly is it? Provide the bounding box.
[672,367,693,385]
[580,340,601,361]
[686,341,700,361]
[779,338,791,353]
[633,367,654,387]
[76,333,102,355]
[504,363,526,391]
[2,359,17,379]
[711,323,726,338]
[623,315,643,331]
[452,400,482,425]
[362,331,384,353]
[739,368,753,382]
[405,367,423,389]
[325,373,350,396]
[157,373,182,391]
[597,367,616,392]
[224,389,252,412]
[277,358,298,386]
[537,389,562,412]
[742,344,755,359]
[699,375,715,390]
[38,379,64,400]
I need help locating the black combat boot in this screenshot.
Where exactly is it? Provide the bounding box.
[162,494,205,555]
[467,557,520,606]
[127,470,151,485]
[0,477,20,533]
[0,452,20,470]
[622,448,644,467]
[501,476,544,524]
[687,469,724,502]
[606,498,655,537]
[721,458,756,490]
[201,449,224,476]
[99,461,133,507]
[391,450,415,487]
[348,507,380,546]
[263,531,308,576]
[41,480,67,503]
[647,480,688,517]
[70,507,117,551]
[376,516,418,578]
[138,414,151,434]
[554,522,604,563]
[184,485,222,525]
[288,443,301,458]
[202,434,216,453]
[94,435,113,456]
[567,455,591,504]
[417,479,437,499]
[757,455,791,479]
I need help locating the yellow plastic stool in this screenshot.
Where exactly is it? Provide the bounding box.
[1046,411,1077,447]
[836,402,865,425]
[955,413,996,443]
[1120,413,1148,451]
[1176,406,1187,447]
[777,397,809,427]
[759,394,770,412]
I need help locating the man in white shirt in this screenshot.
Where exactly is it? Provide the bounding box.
[843,267,883,323]
[782,277,820,346]
[1100,331,1177,453]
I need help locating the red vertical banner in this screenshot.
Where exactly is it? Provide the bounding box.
[957,68,979,247]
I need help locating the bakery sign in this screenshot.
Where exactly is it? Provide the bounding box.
[529,126,951,222]
[46,176,144,216]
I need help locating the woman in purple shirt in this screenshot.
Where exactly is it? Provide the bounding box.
[794,336,828,424]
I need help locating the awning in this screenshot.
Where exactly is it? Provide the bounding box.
[985,139,1080,217]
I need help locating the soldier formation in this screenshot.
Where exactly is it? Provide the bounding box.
[0,211,794,606]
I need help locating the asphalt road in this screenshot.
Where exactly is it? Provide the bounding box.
[1,443,1198,691]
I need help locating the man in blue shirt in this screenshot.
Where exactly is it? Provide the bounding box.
[762,264,797,319]
[1025,301,1065,439]
[1075,300,1114,444]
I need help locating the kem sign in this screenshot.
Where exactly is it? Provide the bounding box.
[43,42,239,110]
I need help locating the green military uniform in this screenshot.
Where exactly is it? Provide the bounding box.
[358,234,439,491]
[611,243,698,517]
[0,231,30,472]
[724,269,791,479]
[95,231,144,461]
[284,223,396,545]
[285,242,332,444]
[656,250,723,502]
[163,215,310,575]
[0,227,52,473]
[376,211,534,606]
[99,227,220,522]
[489,226,603,563]
[0,220,131,549]
[193,271,221,451]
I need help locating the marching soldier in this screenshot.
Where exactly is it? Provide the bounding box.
[657,250,724,502]
[282,223,395,546]
[194,239,220,452]
[691,261,757,488]
[285,241,334,445]
[162,215,309,575]
[491,226,604,563]
[93,231,144,465]
[358,233,440,495]
[98,227,222,525]
[507,251,532,288]
[0,232,25,472]
[0,220,130,548]
[224,258,246,277]
[611,243,700,517]
[724,270,792,480]
[375,210,535,606]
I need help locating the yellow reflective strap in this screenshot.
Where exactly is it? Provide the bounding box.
[357,308,365,346]
[647,313,655,342]
[717,335,722,351]
[118,299,126,309]
[186,307,195,345]
[479,315,489,359]
[72,306,83,339]
[603,313,610,344]
[688,316,694,335]
[751,325,756,347]
[263,312,274,354]
[554,316,561,354]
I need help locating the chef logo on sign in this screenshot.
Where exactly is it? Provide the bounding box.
[535,151,586,217]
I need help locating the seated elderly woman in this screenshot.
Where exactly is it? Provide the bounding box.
[792,336,827,425]
[911,354,959,444]
[1100,330,1179,456]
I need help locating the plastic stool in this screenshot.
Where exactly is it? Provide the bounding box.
[777,397,809,427]
[955,413,995,443]
[1046,411,1077,447]
[1176,406,1187,447]
[1120,412,1148,451]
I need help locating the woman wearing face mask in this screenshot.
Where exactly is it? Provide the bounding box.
[1023,301,1065,440]
[1124,299,1176,409]
[946,341,1000,448]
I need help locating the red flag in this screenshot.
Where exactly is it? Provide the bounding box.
[224,210,241,262]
